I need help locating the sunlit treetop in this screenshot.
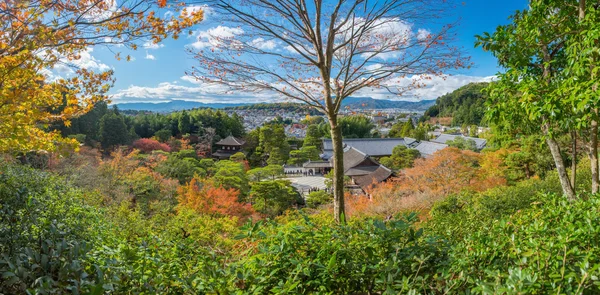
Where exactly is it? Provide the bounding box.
[0,0,203,153]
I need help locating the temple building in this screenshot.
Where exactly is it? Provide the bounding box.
[299,145,393,192]
[321,137,448,159]
[336,146,393,191]
[316,137,453,191]
[212,136,245,160]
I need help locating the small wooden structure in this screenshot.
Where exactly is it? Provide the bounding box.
[212,136,245,160]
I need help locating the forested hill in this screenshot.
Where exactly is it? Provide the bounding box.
[227,99,435,111]
[422,82,489,126]
[341,97,435,110]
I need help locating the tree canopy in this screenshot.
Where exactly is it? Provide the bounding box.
[423,82,489,126]
[186,0,468,223]
[0,0,202,153]
[476,0,600,200]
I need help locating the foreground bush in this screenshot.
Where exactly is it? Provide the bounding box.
[0,165,105,293]
[231,213,446,294]
[4,163,600,294]
[441,194,600,294]
[0,165,234,294]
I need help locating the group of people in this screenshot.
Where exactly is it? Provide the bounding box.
[284,169,318,176]
[304,187,329,194]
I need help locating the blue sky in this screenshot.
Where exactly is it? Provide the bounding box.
[73,0,529,104]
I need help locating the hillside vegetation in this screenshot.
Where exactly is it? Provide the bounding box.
[4,0,600,293]
[2,159,600,294]
[423,82,489,126]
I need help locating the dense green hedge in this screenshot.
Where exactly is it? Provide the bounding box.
[0,164,105,294]
[445,195,600,294]
[3,163,600,294]
[230,213,446,294]
[0,165,232,294]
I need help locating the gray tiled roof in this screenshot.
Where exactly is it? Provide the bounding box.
[345,166,380,176]
[404,137,419,147]
[432,134,487,150]
[340,146,369,171]
[413,141,448,157]
[353,166,393,189]
[320,151,334,160]
[322,138,408,157]
[216,136,245,146]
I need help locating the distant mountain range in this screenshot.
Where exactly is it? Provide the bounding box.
[113,97,435,112]
[113,100,251,112]
[341,97,435,110]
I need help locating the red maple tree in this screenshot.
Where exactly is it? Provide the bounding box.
[177,177,256,220]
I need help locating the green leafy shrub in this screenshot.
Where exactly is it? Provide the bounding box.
[443,194,600,294]
[305,190,333,208]
[0,164,105,294]
[155,155,206,184]
[250,180,299,217]
[6,159,600,294]
[231,213,446,294]
[0,164,237,294]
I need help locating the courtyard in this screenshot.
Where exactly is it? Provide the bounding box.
[285,175,328,196]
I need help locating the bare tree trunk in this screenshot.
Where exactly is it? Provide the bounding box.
[545,133,577,201]
[589,121,599,193]
[571,131,577,188]
[579,0,600,194]
[329,116,346,224]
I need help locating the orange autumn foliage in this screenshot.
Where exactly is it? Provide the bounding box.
[347,147,507,218]
[476,148,511,190]
[178,177,256,220]
[399,147,503,196]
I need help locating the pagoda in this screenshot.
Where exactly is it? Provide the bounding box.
[212,135,245,160]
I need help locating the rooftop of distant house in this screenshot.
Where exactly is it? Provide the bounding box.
[431,134,487,150]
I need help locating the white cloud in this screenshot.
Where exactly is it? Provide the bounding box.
[145,52,156,60]
[143,41,165,50]
[190,25,244,49]
[110,74,494,104]
[336,18,438,61]
[111,78,275,104]
[250,38,277,50]
[36,47,110,81]
[38,67,59,81]
[72,48,111,71]
[355,74,494,101]
[38,47,110,75]
[335,17,413,60]
[364,19,412,60]
[182,5,212,18]
[417,29,431,41]
[284,44,315,56]
[102,37,124,47]
[365,63,384,71]
[83,0,118,22]
[180,76,202,84]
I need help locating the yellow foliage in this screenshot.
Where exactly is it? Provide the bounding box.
[0,0,203,153]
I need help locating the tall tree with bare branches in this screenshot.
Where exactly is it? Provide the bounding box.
[187,0,468,222]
